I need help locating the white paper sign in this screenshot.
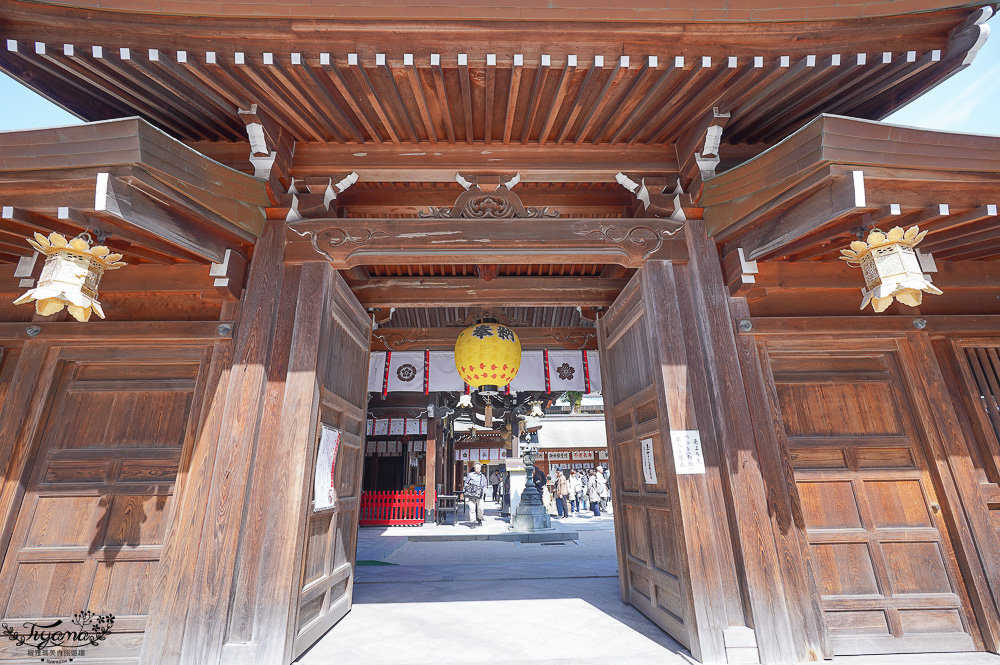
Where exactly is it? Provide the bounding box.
[548,451,571,461]
[572,450,594,460]
[670,430,706,475]
[640,438,657,484]
[314,426,341,510]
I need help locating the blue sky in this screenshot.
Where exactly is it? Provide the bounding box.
[1,26,998,135]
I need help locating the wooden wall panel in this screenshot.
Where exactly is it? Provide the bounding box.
[0,350,208,664]
[761,347,979,656]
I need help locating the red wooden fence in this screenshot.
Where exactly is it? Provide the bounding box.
[359,490,426,526]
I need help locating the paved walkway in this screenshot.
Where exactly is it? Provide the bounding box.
[296,499,1000,665]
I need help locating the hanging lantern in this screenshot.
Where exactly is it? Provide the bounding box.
[13,232,125,322]
[840,225,942,313]
[529,400,545,418]
[454,322,522,394]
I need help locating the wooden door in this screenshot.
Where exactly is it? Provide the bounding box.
[0,349,205,663]
[764,347,979,655]
[598,276,689,644]
[291,269,371,659]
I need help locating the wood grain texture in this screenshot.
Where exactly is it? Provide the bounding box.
[759,340,980,655]
[0,352,206,662]
[176,220,288,665]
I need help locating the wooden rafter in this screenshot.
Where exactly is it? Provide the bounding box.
[1,2,977,146]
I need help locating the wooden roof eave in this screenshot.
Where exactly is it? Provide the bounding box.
[0,2,988,147]
[0,118,268,264]
[703,114,1000,262]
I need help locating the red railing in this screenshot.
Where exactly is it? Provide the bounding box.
[359,490,426,526]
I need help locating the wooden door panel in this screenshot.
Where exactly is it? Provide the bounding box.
[768,350,978,655]
[597,276,692,650]
[291,272,371,660]
[0,354,203,663]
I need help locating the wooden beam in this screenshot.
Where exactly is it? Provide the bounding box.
[95,172,233,264]
[737,171,867,261]
[347,276,628,307]
[0,320,233,342]
[737,315,1000,337]
[370,326,598,351]
[752,259,1000,291]
[285,218,686,268]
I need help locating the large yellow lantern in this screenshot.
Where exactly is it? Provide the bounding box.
[455,322,521,393]
[840,225,942,313]
[14,232,125,322]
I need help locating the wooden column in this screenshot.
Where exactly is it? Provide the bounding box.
[679,220,802,665]
[425,415,438,521]
[141,220,289,665]
[729,299,831,662]
[0,342,60,563]
[899,332,1000,651]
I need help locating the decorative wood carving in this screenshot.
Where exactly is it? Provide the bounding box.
[419,173,558,219]
[576,222,684,260]
[286,218,687,268]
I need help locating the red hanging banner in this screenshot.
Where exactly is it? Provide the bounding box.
[582,350,592,393]
[423,350,430,396]
[382,350,392,397]
[543,349,551,393]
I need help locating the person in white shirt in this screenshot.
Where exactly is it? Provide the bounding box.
[569,470,583,514]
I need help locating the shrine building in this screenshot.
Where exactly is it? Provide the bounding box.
[1,1,1000,664]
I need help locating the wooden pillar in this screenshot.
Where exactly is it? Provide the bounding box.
[425,415,437,521]
[899,332,1000,651]
[141,220,288,665]
[729,299,831,662]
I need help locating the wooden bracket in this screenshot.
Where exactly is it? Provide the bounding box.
[281,173,359,222]
[239,103,295,205]
[209,249,249,301]
[721,247,759,298]
[676,107,731,203]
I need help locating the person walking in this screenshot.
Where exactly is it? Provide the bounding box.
[569,470,583,514]
[586,468,601,517]
[554,469,572,518]
[489,468,502,502]
[464,463,489,527]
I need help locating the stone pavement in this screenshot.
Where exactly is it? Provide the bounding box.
[297,499,1000,665]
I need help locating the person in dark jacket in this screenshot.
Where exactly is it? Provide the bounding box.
[532,466,546,497]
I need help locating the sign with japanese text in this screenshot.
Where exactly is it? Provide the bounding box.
[313,425,341,510]
[640,438,657,484]
[547,451,571,461]
[572,450,594,460]
[670,430,706,475]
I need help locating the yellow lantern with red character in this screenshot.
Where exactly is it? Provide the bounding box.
[454,322,521,395]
